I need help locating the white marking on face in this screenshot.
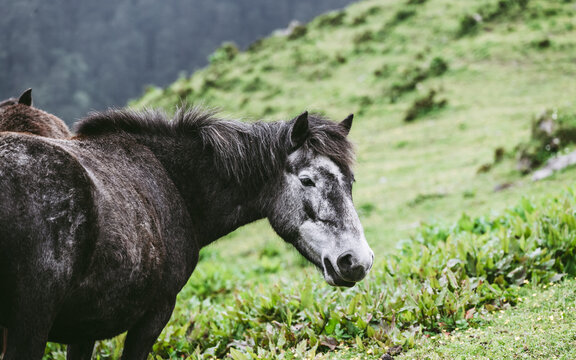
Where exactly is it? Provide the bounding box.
[287,153,373,286]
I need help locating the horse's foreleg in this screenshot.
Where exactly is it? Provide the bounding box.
[67,341,95,360]
[120,299,176,360]
[2,324,49,360]
[1,327,6,359]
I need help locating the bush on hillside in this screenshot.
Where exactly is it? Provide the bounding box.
[247,38,264,53]
[531,37,552,49]
[354,30,374,44]
[404,89,448,122]
[457,0,530,37]
[209,42,239,64]
[392,9,417,24]
[516,109,576,173]
[480,109,576,175]
[428,56,449,76]
[288,24,308,40]
[389,57,449,101]
[315,10,346,28]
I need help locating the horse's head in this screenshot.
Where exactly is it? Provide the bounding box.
[0,89,32,109]
[268,111,373,287]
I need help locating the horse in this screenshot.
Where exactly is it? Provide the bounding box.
[0,88,71,138]
[0,88,71,358]
[0,107,373,359]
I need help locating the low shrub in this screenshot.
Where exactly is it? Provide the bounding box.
[392,9,417,24]
[315,10,346,28]
[408,192,448,206]
[460,13,483,36]
[209,42,239,64]
[288,24,307,40]
[516,109,576,173]
[353,30,374,44]
[351,14,367,26]
[531,37,552,49]
[389,57,449,101]
[246,38,264,53]
[404,89,448,122]
[428,56,449,77]
[457,0,530,37]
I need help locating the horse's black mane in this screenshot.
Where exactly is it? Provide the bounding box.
[75,108,354,182]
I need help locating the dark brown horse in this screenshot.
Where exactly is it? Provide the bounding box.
[0,108,373,359]
[0,89,71,138]
[0,88,71,358]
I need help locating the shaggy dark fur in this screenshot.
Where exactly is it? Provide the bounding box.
[0,89,71,138]
[0,108,355,359]
[0,89,71,358]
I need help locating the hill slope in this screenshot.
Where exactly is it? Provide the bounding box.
[132,0,576,255]
[93,0,576,358]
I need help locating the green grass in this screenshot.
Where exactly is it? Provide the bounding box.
[42,0,576,358]
[400,278,576,360]
[47,185,576,359]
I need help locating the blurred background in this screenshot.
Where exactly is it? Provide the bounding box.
[0,0,356,123]
[4,0,576,358]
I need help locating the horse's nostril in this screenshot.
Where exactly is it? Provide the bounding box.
[337,252,366,282]
[337,253,353,270]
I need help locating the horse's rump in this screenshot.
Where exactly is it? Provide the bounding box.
[0,133,95,325]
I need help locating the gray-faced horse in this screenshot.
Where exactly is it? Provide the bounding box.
[0,108,373,359]
[0,88,71,138]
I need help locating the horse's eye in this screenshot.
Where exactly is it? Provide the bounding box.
[299,177,315,187]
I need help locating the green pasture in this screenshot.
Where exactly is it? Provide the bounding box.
[45,0,576,358]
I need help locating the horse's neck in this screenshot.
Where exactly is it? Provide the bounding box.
[138,125,286,247]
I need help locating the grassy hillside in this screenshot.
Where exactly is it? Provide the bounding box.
[43,0,576,358]
[132,0,576,253]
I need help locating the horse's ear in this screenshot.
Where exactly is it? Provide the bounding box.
[291,111,309,149]
[18,89,32,106]
[340,114,353,136]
